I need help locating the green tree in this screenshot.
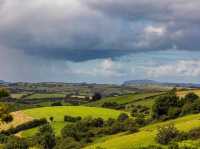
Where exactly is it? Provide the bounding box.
[54,137,82,149]
[117,113,129,122]
[0,103,13,123]
[35,124,56,149]
[152,94,179,119]
[156,123,179,144]
[184,92,199,103]
[4,137,28,149]
[0,89,9,98]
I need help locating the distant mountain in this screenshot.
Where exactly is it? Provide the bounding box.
[0,80,9,84]
[123,80,200,88]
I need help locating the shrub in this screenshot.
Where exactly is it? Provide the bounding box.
[181,103,193,115]
[167,107,181,119]
[184,92,199,103]
[49,116,54,122]
[117,113,129,122]
[91,118,104,127]
[64,115,82,122]
[4,137,28,149]
[192,100,200,113]
[92,92,102,101]
[137,145,163,149]
[156,124,180,144]
[106,118,115,127]
[152,93,179,119]
[188,127,200,139]
[0,89,10,98]
[35,124,56,149]
[54,137,82,149]
[107,121,125,134]
[1,114,13,123]
[0,118,47,135]
[168,143,179,149]
[123,119,138,133]
[51,102,63,106]
[135,114,146,126]
[0,133,8,144]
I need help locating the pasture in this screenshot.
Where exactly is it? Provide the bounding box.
[20,106,125,136]
[87,92,165,106]
[25,93,66,99]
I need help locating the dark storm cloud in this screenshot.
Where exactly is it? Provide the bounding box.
[0,0,200,62]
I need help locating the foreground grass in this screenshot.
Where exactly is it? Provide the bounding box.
[85,113,200,149]
[21,106,125,136]
[25,93,66,99]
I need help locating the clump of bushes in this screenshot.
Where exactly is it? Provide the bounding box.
[0,89,10,98]
[64,115,82,122]
[54,137,82,149]
[51,102,63,106]
[0,103,13,123]
[0,133,9,144]
[129,105,150,117]
[152,91,200,120]
[156,124,200,145]
[34,124,56,149]
[0,118,47,135]
[156,123,180,144]
[4,137,28,149]
[61,113,140,145]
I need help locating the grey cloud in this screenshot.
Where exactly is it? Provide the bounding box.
[0,0,200,62]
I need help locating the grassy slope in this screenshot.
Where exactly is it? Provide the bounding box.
[87,92,164,107]
[21,106,126,137]
[25,93,65,99]
[11,93,30,99]
[177,89,200,97]
[85,114,200,149]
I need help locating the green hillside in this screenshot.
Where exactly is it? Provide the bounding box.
[85,113,200,149]
[87,92,165,107]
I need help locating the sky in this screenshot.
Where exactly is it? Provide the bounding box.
[0,0,200,84]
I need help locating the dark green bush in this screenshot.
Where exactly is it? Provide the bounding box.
[0,118,47,135]
[0,133,8,144]
[156,124,180,144]
[35,124,56,149]
[54,137,82,149]
[51,102,63,106]
[4,137,28,149]
[64,115,82,122]
[117,113,129,122]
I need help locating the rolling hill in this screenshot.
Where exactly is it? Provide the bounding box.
[19,106,126,137]
[85,113,200,149]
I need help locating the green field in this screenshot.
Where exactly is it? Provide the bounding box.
[85,113,200,149]
[87,92,165,107]
[11,93,30,99]
[25,93,66,99]
[21,106,126,137]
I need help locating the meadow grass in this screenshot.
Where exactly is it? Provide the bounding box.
[85,113,200,149]
[87,92,164,106]
[21,106,125,137]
